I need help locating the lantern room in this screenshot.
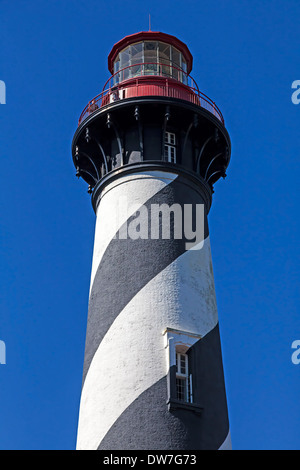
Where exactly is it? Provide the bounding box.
[107,31,193,85]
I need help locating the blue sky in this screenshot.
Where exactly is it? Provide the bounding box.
[0,0,299,450]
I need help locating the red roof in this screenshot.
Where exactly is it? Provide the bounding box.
[107,31,193,74]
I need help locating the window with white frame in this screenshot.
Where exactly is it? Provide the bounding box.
[165,131,176,163]
[163,328,203,413]
[176,351,192,403]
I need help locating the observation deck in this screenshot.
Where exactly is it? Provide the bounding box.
[78,63,224,125]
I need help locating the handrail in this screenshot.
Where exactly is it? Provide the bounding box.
[78,63,224,125]
[101,62,199,93]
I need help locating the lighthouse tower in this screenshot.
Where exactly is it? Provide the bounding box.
[72,31,231,450]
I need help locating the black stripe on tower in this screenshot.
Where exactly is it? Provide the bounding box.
[97,324,229,450]
[82,175,209,385]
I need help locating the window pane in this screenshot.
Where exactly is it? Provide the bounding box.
[113,58,120,85]
[180,354,186,374]
[182,57,187,84]
[172,47,181,68]
[161,65,171,77]
[165,132,176,145]
[158,42,171,77]
[144,41,158,74]
[120,48,130,68]
[171,47,181,81]
[176,377,187,401]
[164,145,169,160]
[130,42,143,77]
[158,42,170,62]
[130,42,143,63]
[114,56,120,72]
[144,41,157,52]
[120,47,130,80]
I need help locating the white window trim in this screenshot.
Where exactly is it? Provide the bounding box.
[165,131,177,163]
[163,328,202,405]
[176,352,190,402]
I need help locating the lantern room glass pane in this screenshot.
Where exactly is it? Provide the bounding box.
[172,48,181,68]
[113,56,120,85]
[130,42,143,77]
[158,42,170,62]
[144,41,158,74]
[158,42,171,77]
[182,57,187,84]
[130,42,143,62]
[171,47,181,81]
[120,47,130,80]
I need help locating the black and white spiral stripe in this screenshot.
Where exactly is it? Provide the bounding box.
[76,169,231,450]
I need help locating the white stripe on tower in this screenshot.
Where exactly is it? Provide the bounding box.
[219,431,232,450]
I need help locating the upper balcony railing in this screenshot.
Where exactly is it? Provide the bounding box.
[78,63,224,125]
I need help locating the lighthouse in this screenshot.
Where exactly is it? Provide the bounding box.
[72,30,231,450]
